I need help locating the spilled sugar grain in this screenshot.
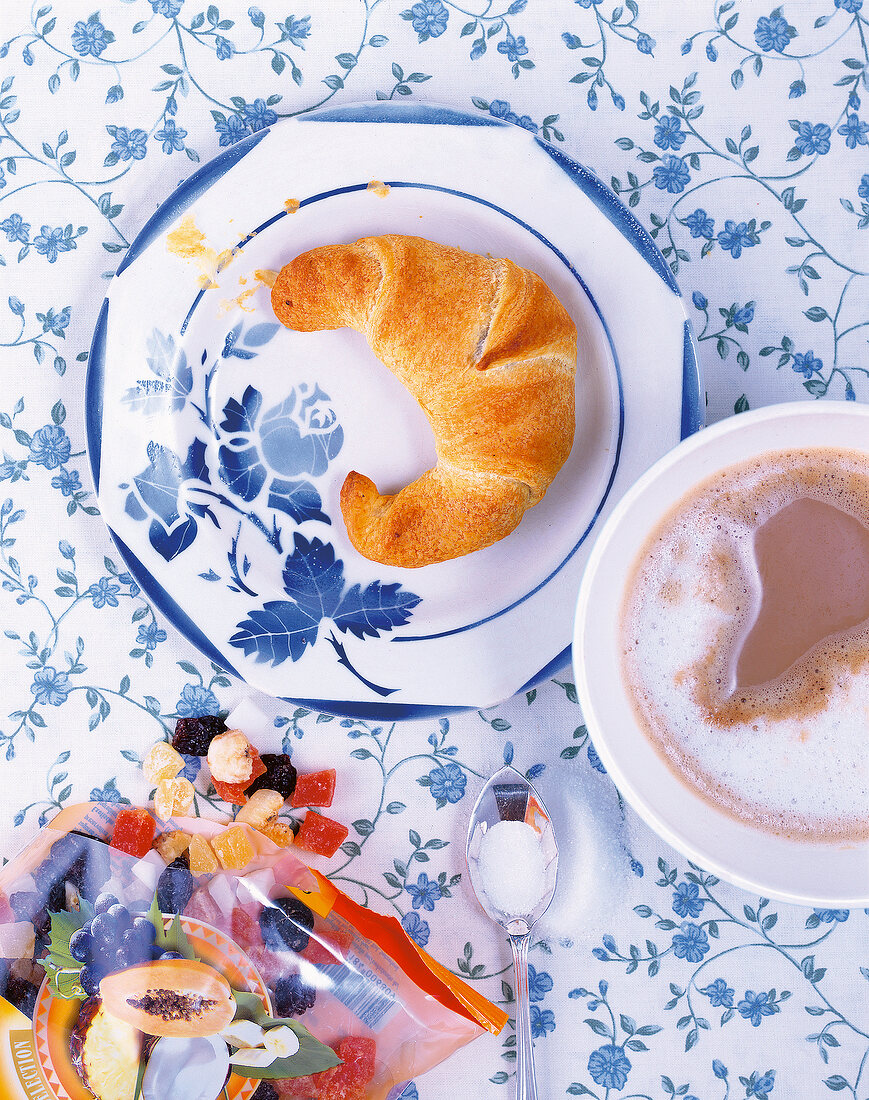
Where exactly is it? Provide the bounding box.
[531,766,630,942]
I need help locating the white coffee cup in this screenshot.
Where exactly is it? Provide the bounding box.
[573,401,869,906]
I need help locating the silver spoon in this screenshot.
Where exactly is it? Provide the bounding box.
[466,765,558,1100]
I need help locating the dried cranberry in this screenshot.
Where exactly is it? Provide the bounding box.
[248,754,297,799]
[274,973,317,1016]
[171,715,226,757]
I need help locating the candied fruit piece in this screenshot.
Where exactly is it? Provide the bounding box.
[274,1075,320,1098]
[185,888,222,927]
[208,729,256,784]
[154,830,191,865]
[172,714,225,757]
[246,944,284,987]
[294,812,348,858]
[213,750,267,805]
[188,834,219,876]
[143,741,184,785]
[248,754,297,799]
[259,820,295,848]
[231,907,263,948]
[301,927,353,965]
[318,1036,377,1100]
[290,769,336,809]
[110,808,156,858]
[212,826,255,870]
[154,777,195,821]
[237,789,283,829]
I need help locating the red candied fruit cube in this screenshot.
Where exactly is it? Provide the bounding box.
[231,907,264,949]
[213,749,267,805]
[110,808,156,858]
[290,769,337,809]
[318,1036,377,1100]
[301,926,354,965]
[294,812,348,858]
[336,1037,376,1084]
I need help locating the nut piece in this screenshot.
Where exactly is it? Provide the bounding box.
[207,730,255,784]
[236,789,283,829]
[154,830,192,865]
[144,742,184,785]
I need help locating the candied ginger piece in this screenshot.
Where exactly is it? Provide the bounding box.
[188,834,219,875]
[110,808,156,858]
[154,829,191,864]
[212,825,255,870]
[260,820,295,848]
[290,769,336,809]
[237,788,283,828]
[294,812,348,858]
[208,729,256,784]
[143,741,184,784]
[154,777,195,821]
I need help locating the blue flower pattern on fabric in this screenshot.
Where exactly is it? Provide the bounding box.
[738,990,780,1026]
[176,683,220,717]
[400,911,430,946]
[672,921,710,962]
[426,762,467,807]
[672,881,705,918]
[754,13,795,53]
[409,0,449,42]
[71,14,115,58]
[700,978,735,1007]
[30,667,72,706]
[588,1044,632,1089]
[406,872,442,911]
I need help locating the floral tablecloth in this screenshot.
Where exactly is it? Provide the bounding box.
[1,0,868,1098]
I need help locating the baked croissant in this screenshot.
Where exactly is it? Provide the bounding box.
[271,235,577,568]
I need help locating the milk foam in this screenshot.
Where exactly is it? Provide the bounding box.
[620,447,869,841]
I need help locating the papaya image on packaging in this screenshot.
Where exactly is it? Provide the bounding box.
[100,959,235,1038]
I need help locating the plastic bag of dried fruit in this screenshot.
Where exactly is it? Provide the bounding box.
[0,802,506,1100]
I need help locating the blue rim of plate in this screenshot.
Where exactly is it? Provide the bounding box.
[86,100,703,721]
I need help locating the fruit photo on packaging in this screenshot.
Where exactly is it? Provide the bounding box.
[15,853,341,1100]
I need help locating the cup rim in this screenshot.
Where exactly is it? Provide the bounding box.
[573,400,869,906]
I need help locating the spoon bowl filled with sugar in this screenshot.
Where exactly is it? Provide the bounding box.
[466,766,558,1100]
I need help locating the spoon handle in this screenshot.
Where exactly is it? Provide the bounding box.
[510,932,538,1100]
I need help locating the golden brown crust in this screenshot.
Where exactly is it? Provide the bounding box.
[271,235,577,567]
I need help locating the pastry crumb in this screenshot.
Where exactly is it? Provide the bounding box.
[367,180,390,197]
[283,198,301,213]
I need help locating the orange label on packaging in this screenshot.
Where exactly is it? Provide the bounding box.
[9,1030,52,1100]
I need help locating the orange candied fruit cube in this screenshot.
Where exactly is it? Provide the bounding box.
[211,825,255,870]
[110,808,156,858]
[290,769,336,809]
[294,812,348,858]
[213,749,267,805]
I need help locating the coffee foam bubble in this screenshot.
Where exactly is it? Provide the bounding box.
[620,447,869,842]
